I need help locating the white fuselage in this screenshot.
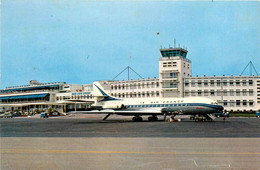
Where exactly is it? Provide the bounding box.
[94,97,217,110]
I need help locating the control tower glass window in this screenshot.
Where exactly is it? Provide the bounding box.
[160,48,188,58]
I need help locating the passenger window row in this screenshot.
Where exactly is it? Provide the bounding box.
[126,104,189,108]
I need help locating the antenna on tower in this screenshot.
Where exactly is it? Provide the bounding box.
[112,66,143,80]
[241,61,259,76]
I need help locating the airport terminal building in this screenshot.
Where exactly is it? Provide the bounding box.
[0,80,92,113]
[1,46,259,113]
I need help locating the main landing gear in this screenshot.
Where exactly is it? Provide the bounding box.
[132,115,159,122]
[148,116,158,121]
[132,116,143,122]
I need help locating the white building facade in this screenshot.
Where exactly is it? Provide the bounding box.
[100,46,260,112]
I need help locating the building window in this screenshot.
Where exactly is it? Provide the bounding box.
[198,80,202,87]
[236,80,240,86]
[243,100,247,106]
[249,100,254,106]
[198,90,202,96]
[204,90,209,96]
[242,89,247,96]
[230,89,234,96]
[156,82,159,87]
[236,89,240,96]
[185,81,189,86]
[210,90,215,96]
[249,80,253,85]
[223,100,228,106]
[170,82,177,88]
[230,100,235,107]
[170,72,177,78]
[242,80,247,86]
[210,80,214,86]
[217,90,221,96]
[217,80,221,86]
[236,100,240,106]
[191,80,196,87]
[223,90,227,96]
[185,91,189,97]
[156,91,159,97]
[191,90,196,96]
[223,80,227,86]
[229,80,234,86]
[249,89,253,96]
[204,80,208,86]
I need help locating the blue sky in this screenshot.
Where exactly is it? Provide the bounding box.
[1,1,260,88]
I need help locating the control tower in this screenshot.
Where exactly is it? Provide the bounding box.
[159,47,191,97]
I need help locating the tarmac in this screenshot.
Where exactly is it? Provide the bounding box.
[1,115,260,169]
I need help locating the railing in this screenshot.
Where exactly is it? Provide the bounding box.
[0,100,50,104]
[0,89,58,95]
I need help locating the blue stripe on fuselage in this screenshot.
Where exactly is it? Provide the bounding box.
[124,103,223,110]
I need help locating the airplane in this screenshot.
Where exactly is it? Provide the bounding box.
[71,82,224,122]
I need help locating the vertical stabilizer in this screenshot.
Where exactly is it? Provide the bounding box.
[93,82,119,101]
[93,82,108,97]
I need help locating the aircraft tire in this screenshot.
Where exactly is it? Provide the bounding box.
[137,117,143,122]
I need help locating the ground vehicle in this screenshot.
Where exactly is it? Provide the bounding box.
[40,113,48,118]
[215,112,229,118]
[256,112,260,118]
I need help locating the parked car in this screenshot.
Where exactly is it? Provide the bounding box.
[256,112,260,118]
[40,113,48,118]
[215,112,229,118]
